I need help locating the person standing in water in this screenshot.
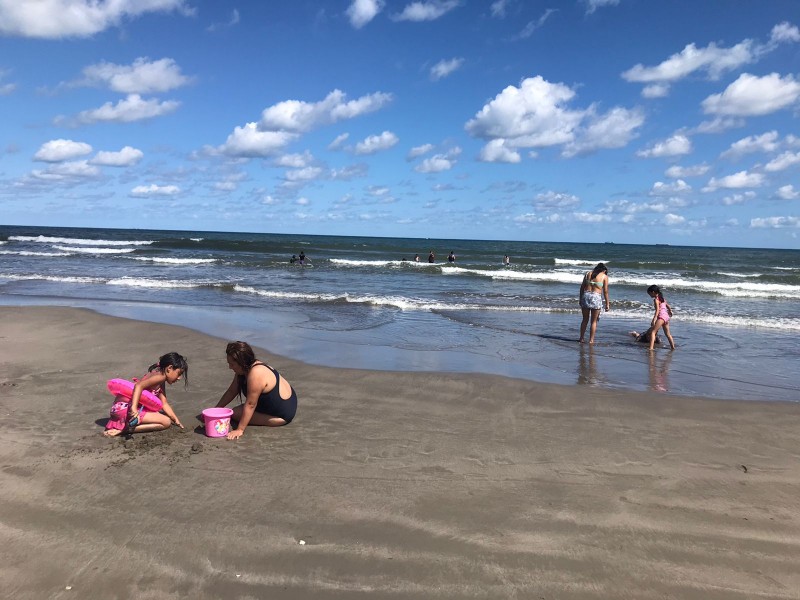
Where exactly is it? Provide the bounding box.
[578,262,609,344]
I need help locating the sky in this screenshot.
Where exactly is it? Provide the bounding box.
[1,0,799,248]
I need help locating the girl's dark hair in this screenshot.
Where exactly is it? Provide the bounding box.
[226,341,257,372]
[149,352,189,386]
[591,262,608,278]
[647,284,665,303]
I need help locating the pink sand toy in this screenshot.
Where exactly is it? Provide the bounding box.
[202,407,234,437]
[107,378,163,411]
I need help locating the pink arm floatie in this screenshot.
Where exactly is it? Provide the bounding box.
[107,379,163,412]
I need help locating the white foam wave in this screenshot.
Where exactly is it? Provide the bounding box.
[190,238,203,242]
[0,250,71,257]
[107,277,202,289]
[554,258,608,266]
[52,245,136,254]
[613,275,799,299]
[443,266,580,284]
[717,271,760,278]
[610,307,800,331]
[10,235,153,246]
[0,273,102,284]
[131,257,216,265]
[329,258,426,267]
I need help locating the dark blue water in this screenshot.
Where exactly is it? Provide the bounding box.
[2,225,798,402]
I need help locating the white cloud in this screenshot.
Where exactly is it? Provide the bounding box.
[750,216,800,228]
[75,94,180,124]
[393,1,459,22]
[721,191,756,205]
[478,139,520,163]
[218,122,298,157]
[275,151,314,168]
[0,0,191,38]
[690,117,745,134]
[533,191,579,210]
[604,198,688,214]
[702,73,800,116]
[207,8,240,32]
[776,185,799,200]
[562,106,644,157]
[490,0,510,18]
[415,147,461,172]
[636,134,692,158]
[665,164,709,178]
[663,213,686,226]
[641,84,669,99]
[650,180,691,196]
[34,139,92,162]
[0,69,16,95]
[510,9,556,41]
[130,184,180,197]
[573,212,611,223]
[770,21,800,44]
[702,170,765,192]
[466,76,643,158]
[430,57,464,81]
[90,146,143,167]
[584,0,619,15]
[328,133,350,150]
[30,160,100,180]
[407,143,434,159]
[79,57,191,94]
[347,0,384,28]
[284,166,325,182]
[296,197,311,206]
[354,131,398,155]
[720,131,779,159]
[260,89,392,133]
[764,150,800,172]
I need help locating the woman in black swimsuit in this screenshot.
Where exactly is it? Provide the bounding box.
[215,341,298,440]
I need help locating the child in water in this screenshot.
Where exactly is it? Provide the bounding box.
[103,352,188,436]
[646,285,675,351]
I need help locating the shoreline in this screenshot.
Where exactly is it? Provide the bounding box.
[1,306,800,598]
[2,296,797,404]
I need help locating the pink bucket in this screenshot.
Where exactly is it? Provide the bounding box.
[202,407,233,438]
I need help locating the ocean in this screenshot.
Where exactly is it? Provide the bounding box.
[1,224,798,402]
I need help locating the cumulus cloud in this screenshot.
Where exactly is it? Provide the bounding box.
[218,123,298,158]
[650,180,691,196]
[750,216,800,228]
[466,75,643,159]
[533,191,579,210]
[663,213,686,226]
[689,117,745,134]
[275,151,314,168]
[665,164,709,178]
[720,131,779,159]
[764,150,800,172]
[415,147,461,172]
[346,0,384,28]
[393,1,460,22]
[636,134,692,158]
[701,73,800,116]
[130,184,180,197]
[604,198,689,214]
[29,160,100,181]
[90,146,143,167]
[775,185,799,200]
[721,191,756,205]
[74,94,180,124]
[621,23,799,94]
[0,0,192,38]
[354,131,399,155]
[702,170,765,192]
[34,139,92,162]
[260,89,392,133]
[430,57,464,81]
[407,143,434,160]
[78,57,191,94]
[641,84,669,99]
[479,139,521,163]
[574,212,611,223]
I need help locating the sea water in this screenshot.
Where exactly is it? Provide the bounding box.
[1,225,798,402]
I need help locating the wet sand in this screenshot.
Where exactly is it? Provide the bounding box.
[1,306,799,599]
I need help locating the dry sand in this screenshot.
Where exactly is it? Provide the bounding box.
[1,306,799,599]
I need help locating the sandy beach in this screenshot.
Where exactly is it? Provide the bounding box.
[1,306,799,599]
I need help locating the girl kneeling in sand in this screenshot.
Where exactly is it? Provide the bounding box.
[104,352,188,437]
[215,341,297,440]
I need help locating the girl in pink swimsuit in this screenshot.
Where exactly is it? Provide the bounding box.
[104,352,189,436]
[646,285,675,351]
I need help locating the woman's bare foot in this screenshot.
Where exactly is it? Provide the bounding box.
[103,429,122,437]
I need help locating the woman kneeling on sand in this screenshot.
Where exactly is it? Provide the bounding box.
[215,341,298,440]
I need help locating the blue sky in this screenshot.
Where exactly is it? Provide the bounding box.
[1,0,799,248]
